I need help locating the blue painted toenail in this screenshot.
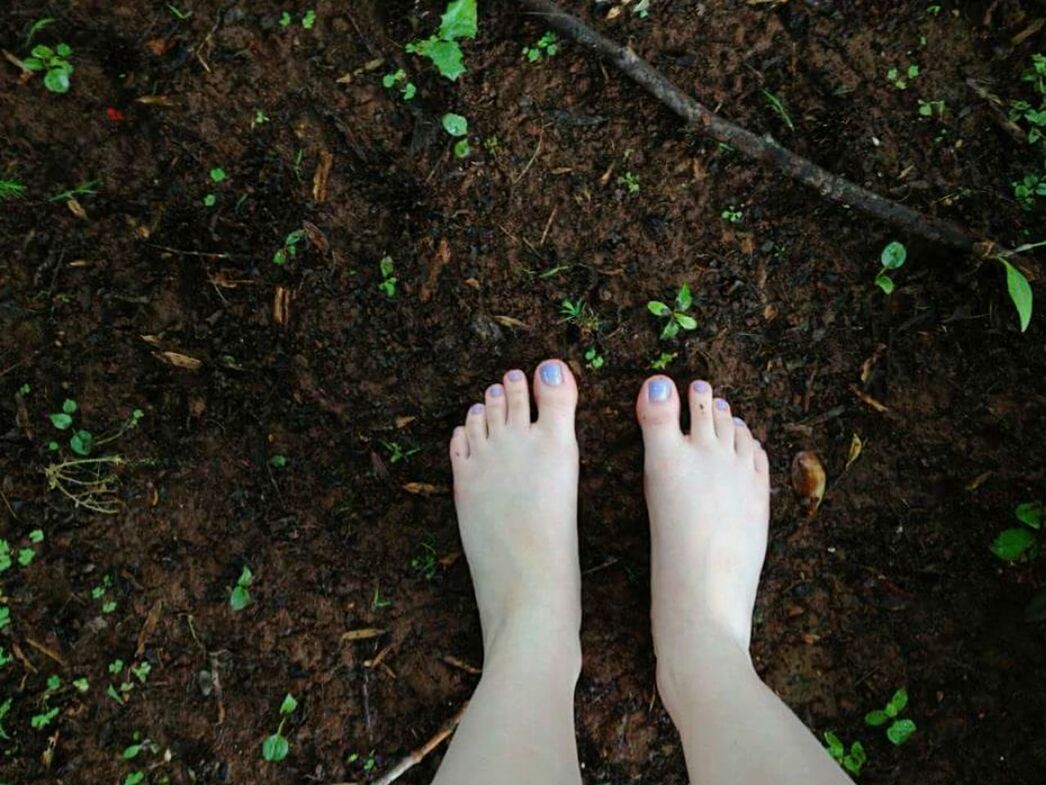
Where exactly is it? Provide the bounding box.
[469,403,484,415]
[540,362,563,386]
[649,379,671,402]
[733,416,745,427]
[693,380,710,393]
[489,384,504,397]
[714,397,729,411]
[507,370,524,381]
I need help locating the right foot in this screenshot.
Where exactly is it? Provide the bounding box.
[635,377,771,697]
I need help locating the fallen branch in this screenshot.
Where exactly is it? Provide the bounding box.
[517,0,1011,258]
[369,702,469,785]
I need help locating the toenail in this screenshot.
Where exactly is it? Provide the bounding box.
[733,416,745,427]
[648,378,672,402]
[693,380,710,393]
[488,384,504,397]
[539,362,563,386]
[507,370,524,381]
[469,403,484,415]
[714,397,729,411]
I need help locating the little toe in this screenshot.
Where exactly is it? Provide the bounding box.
[533,359,578,435]
[503,369,531,428]
[465,402,487,447]
[636,376,683,448]
[733,416,755,459]
[485,383,507,433]
[688,380,716,444]
[754,441,770,475]
[711,395,736,445]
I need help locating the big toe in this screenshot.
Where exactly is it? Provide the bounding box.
[533,359,578,436]
[636,376,683,449]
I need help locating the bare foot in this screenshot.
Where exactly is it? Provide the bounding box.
[450,360,581,660]
[635,377,770,704]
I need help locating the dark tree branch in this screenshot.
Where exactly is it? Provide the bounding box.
[517,0,1010,257]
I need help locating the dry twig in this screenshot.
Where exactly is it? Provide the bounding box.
[368,703,470,785]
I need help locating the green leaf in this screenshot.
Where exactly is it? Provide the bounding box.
[887,687,909,715]
[675,283,693,311]
[56,43,72,57]
[123,772,145,785]
[675,314,698,331]
[999,259,1033,332]
[991,527,1037,561]
[441,113,468,137]
[22,57,44,71]
[886,718,916,745]
[1016,502,1044,530]
[875,272,895,294]
[17,548,34,567]
[453,139,471,158]
[237,565,253,587]
[29,529,44,543]
[410,37,465,80]
[32,45,53,58]
[44,68,71,93]
[262,733,289,762]
[62,399,78,414]
[210,167,227,183]
[50,413,73,430]
[661,320,680,340]
[438,0,477,41]
[70,430,94,456]
[848,741,867,768]
[123,743,142,759]
[230,585,251,611]
[379,255,395,278]
[865,709,889,727]
[273,248,287,265]
[881,241,907,269]
[280,693,298,714]
[647,301,671,317]
[204,194,217,207]
[823,731,844,761]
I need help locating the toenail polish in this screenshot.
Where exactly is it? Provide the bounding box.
[507,370,524,382]
[488,384,504,397]
[470,403,484,415]
[649,378,671,402]
[714,397,729,411]
[733,416,745,427]
[693,380,710,393]
[540,362,563,386]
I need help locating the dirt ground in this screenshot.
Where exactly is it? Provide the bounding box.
[2,0,1045,783]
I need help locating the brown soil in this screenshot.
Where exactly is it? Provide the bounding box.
[2,1,1045,783]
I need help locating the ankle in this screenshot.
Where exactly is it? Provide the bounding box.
[654,620,755,715]
[483,611,582,680]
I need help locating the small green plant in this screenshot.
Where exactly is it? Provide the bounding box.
[442,113,470,158]
[382,441,419,464]
[917,99,945,118]
[991,501,1042,561]
[230,565,253,611]
[824,732,867,776]
[650,351,677,370]
[560,299,601,332]
[763,89,795,131]
[382,69,417,101]
[252,109,270,128]
[584,347,605,370]
[262,693,298,762]
[411,538,438,579]
[204,166,227,207]
[523,31,559,62]
[372,586,393,609]
[378,255,397,297]
[617,171,640,194]
[273,229,306,266]
[31,706,60,730]
[865,687,917,745]
[49,179,100,202]
[279,11,292,27]
[648,284,698,340]
[302,9,317,29]
[269,454,288,469]
[0,180,26,200]
[406,0,477,81]
[167,4,192,20]
[721,207,742,223]
[21,43,74,93]
[886,64,920,90]
[875,240,907,294]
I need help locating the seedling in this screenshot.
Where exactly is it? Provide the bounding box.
[560,299,601,332]
[411,538,438,579]
[442,113,470,158]
[763,89,795,131]
[584,347,605,370]
[617,171,640,194]
[648,284,698,340]
[261,693,298,762]
[721,207,742,223]
[824,732,867,775]
[203,166,227,207]
[279,11,292,27]
[865,687,917,745]
[21,43,74,93]
[273,229,306,265]
[269,454,288,468]
[24,17,55,44]
[886,64,920,90]
[378,255,397,297]
[0,698,11,739]
[523,31,559,62]
[92,574,117,614]
[874,240,907,294]
[49,179,100,202]
[917,99,945,118]
[31,707,60,730]
[382,69,417,101]
[372,586,393,609]
[167,4,192,20]
[302,10,316,29]
[230,565,253,611]
[406,0,477,81]
[650,351,677,370]
[382,441,419,464]
[252,109,270,128]
[991,501,1042,561]
[0,180,26,200]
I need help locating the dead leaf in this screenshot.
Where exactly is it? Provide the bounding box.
[442,655,482,675]
[493,315,528,330]
[791,450,826,516]
[136,599,164,657]
[144,37,171,56]
[420,238,451,303]
[66,198,88,220]
[139,334,162,346]
[312,151,334,203]
[303,221,329,254]
[598,163,615,186]
[155,351,202,371]
[1012,18,1045,46]
[273,286,291,326]
[849,384,889,413]
[966,471,992,492]
[135,95,177,107]
[341,628,386,642]
[860,344,887,383]
[402,482,449,495]
[845,433,863,470]
[395,416,416,429]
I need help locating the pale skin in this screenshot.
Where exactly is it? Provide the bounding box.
[434,359,853,785]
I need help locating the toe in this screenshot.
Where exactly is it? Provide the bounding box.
[485,383,507,433]
[533,359,578,434]
[636,375,683,448]
[712,395,735,445]
[465,402,487,446]
[754,441,770,475]
[687,380,715,443]
[450,425,469,464]
[504,369,531,427]
[733,416,754,459]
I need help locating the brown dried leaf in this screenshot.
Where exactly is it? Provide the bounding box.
[849,384,889,413]
[312,151,334,203]
[395,416,417,429]
[791,450,826,516]
[136,599,164,657]
[341,628,386,642]
[155,351,202,371]
[135,95,177,107]
[66,198,88,220]
[402,482,449,495]
[845,433,863,470]
[493,315,528,330]
[273,286,291,326]
[303,221,329,254]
